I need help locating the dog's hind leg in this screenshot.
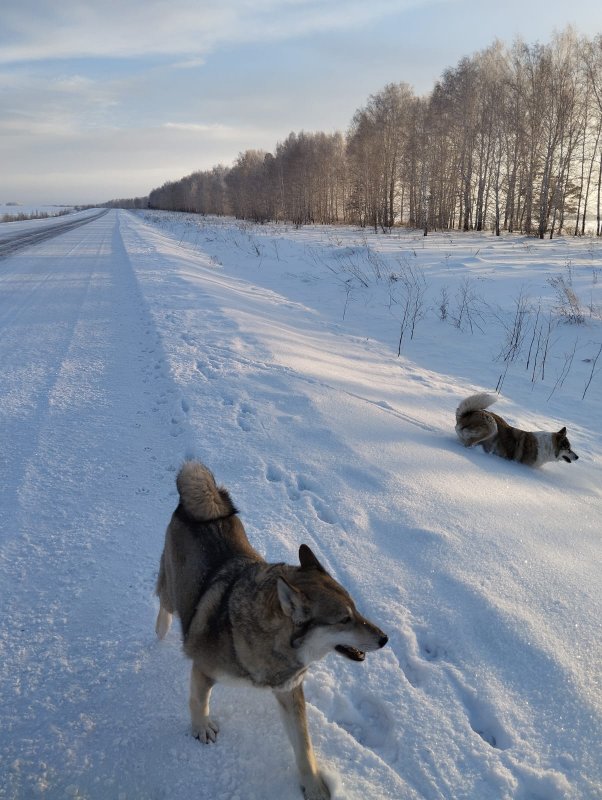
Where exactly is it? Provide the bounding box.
[155,552,174,639]
[190,663,219,744]
[455,417,497,448]
[273,685,330,800]
[155,605,173,639]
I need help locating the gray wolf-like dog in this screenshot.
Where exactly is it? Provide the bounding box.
[155,460,388,800]
[455,393,579,466]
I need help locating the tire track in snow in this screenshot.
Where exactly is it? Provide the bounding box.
[0,209,108,259]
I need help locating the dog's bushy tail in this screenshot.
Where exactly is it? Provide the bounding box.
[456,392,498,421]
[176,461,237,521]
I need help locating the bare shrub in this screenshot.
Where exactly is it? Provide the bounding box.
[391,259,428,354]
[496,289,531,363]
[452,277,485,333]
[438,286,450,321]
[547,262,584,324]
[495,289,531,392]
[547,339,578,400]
[530,312,556,383]
[582,343,602,400]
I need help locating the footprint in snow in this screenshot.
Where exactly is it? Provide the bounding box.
[332,693,393,750]
[453,680,511,751]
[310,497,337,525]
[237,403,255,432]
[417,632,446,663]
[266,463,286,483]
[285,474,338,524]
[195,359,218,380]
[170,414,184,437]
[264,466,337,525]
[295,474,321,493]
[392,628,443,689]
[287,484,301,501]
[399,657,426,689]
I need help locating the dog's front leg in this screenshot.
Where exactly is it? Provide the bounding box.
[189,663,219,743]
[273,685,331,800]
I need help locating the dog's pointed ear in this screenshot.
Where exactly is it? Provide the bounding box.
[557,426,567,436]
[277,577,308,622]
[299,544,327,573]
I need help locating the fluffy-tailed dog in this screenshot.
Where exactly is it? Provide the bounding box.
[155,461,388,800]
[455,393,579,466]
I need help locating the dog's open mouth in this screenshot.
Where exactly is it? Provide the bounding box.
[562,456,572,463]
[335,645,365,661]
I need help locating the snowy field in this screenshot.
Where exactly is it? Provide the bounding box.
[0,204,75,221]
[0,209,600,800]
[0,207,97,236]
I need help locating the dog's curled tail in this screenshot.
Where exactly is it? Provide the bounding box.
[455,392,498,421]
[176,460,237,521]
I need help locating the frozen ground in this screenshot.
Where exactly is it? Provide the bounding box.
[0,209,600,800]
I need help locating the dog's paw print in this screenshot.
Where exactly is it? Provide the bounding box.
[310,497,337,525]
[237,402,255,432]
[266,463,286,483]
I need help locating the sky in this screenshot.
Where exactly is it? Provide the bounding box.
[2,1,602,206]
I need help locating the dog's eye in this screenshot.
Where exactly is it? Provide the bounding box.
[339,615,352,625]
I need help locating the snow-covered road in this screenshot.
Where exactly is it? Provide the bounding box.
[0,209,109,258]
[0,209,600,799]
[1,209,182,799]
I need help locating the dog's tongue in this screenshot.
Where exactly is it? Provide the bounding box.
[336,645,365,661]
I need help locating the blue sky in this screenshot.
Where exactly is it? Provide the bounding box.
[2,0,602,205]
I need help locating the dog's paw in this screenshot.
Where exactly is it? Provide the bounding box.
[301,772,331,800]
[192,717,220,744]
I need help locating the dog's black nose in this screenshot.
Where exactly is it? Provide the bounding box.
[379,634,388,648]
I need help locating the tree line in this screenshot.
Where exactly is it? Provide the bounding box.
[136,28,602,237]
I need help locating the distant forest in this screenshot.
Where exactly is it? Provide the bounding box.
[111,29,602,237]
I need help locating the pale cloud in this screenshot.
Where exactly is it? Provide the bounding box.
[0,0,430,64]
[162,121,266,141]
[1,3,225,63]
[171,57,208,70]
[0,68,122,137]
